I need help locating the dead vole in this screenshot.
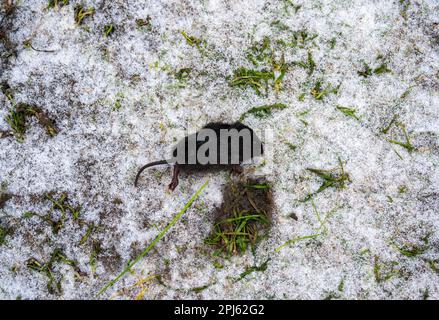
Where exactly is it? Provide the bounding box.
[135,122,263,190]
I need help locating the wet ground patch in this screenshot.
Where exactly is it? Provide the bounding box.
[205,175,274,257]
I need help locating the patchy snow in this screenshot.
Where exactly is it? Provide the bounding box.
[0,0,438,299]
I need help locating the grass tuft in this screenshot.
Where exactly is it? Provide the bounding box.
[104,24,115,37]
[79,223,95,246]
[399,0,410,19]
[394,236,429,258]
[283,0,302,15]
[396,245,426,257]
[205,178,272,258]
[25,106,58,137]
[239,103,288,121]
[236,258,270,282]
[244,183,271,190]
[381,115,398,134]
[276,199,338,252]
[310,80,339,100]
[292,51,316,75]
[289,29,318,48]
[181,31,203,47]
[113,92,124,111]
[5,107,26,142]
[27,248,78,294]
[46,0,69,9]
[0,225,13,246]
[247,36,271,66]
[387,123,414,152]
[428,260,439,274]
[5,103,58,142]
[336,105,360,121]
[304,158,350,201]
[23,193,81,234]
[230,67,274,96]
[232,36,287,95]
[74,4,95,25]
[205,210,269,256]
[136,16,152,30]
[358,57,391,78]
[373,256,400,283]
[382,117,414,152]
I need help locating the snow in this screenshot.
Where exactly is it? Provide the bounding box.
[0,0,438,299]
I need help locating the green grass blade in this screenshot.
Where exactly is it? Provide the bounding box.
[97,180,209,297]
[275,234,320,252]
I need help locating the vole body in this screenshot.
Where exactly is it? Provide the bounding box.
[135,122,263,190]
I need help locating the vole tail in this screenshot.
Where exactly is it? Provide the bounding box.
[134,160,170,187]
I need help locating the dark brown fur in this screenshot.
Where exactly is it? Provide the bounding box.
[135,122,263,190]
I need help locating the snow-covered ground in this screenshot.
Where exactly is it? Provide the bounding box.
[0,0,438,299]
